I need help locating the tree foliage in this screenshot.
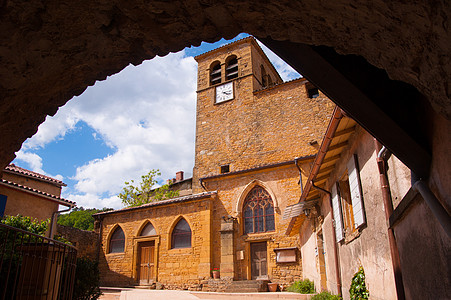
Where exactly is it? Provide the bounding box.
[1,214,48,235]
[119,169,179,207]
[58,207,113,231]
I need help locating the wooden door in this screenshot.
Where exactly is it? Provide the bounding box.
[250,242,267,279]
[138,241,155,285]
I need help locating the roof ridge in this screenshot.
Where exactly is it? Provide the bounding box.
[194,36,254,60]
[0,179,75,207]
[93,191,217,216]
[5,164,66,186]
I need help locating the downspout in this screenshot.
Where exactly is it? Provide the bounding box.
[311,181,342,297]
[374,140,406,300]
[49,205,72,239]
[413,180,451,239]
[294,157,303,194]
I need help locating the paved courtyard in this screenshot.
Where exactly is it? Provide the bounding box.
[99,288,311,300]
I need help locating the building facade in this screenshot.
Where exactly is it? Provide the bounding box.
[95,37,335,289]
[0,164,76,237]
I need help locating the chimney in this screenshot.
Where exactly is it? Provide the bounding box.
[176,171,184,182]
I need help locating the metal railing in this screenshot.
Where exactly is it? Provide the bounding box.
[0,223,77,300]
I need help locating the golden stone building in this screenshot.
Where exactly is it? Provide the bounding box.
[94,37,334,290]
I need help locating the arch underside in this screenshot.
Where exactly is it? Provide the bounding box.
[0,1,449,169]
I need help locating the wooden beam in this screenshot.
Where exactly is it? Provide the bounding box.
[259,38,431,179]
[335,126,356,137]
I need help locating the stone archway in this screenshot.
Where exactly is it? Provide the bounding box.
[0,1,450,169]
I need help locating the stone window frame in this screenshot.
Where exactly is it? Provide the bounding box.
[242,186,276,234]
[107,224,126,254]
[225,55,239,81]
[234,179,279,220]
[210,60,222,86]
[169,216,193,250]
[137,219,158,237]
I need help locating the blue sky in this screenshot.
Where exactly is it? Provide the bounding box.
[13,33,300,209]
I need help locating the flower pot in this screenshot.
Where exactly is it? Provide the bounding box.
[268,283,278,292]
[212,271,220,279]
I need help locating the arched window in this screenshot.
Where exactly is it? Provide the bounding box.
[109,226,125,253]
[210,61,221,85]
[140,222,157,236]
[171,218,192,249]
[226,56,238,80]
[243,186,275,234]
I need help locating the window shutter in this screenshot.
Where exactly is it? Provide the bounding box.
[331,184,344,242]
[347,154,366,228]
[0,194,6,217]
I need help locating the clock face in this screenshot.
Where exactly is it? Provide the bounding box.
[215,82,234,103]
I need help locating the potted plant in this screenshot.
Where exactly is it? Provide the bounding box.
[268,282,279,292]
[212,268,220,279]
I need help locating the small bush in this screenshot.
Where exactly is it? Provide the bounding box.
[349,266,369,300]
[312,291,342,300]
[287,279,315,294]
[73,258,102,300]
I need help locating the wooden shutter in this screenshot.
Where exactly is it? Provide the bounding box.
[347,154,366,228]
[331,184,344,242]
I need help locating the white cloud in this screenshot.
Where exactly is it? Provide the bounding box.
[18,50,197,209]
[17,37,299,210]
[15,151,44,174]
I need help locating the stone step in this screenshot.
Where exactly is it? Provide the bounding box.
[224,280,269,293]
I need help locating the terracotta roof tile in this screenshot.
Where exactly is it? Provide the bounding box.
[0,179,76,207]
[4,164,66,186]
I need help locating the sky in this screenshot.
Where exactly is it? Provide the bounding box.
[13,33,300,210]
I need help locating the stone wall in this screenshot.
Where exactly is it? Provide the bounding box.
[1,2,449,172]
[194,42,334,191]
[97,196,213,288]
[56,224,98,260]
[203,162,311,284]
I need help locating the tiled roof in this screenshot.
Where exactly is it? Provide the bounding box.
[194,36,254,60]
[93,191,217,216]
[4,164,66,186]
[0,179,76,207]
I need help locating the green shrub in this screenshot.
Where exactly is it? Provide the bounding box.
[349,266,369,300]
[287,279,315,294]
[312,291,342,300]
[73,257,102,300]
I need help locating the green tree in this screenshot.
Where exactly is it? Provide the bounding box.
[58,207,113,231]
[1,214,48,235]
[119,169,179,207]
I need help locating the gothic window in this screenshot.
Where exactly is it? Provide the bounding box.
[140,222,157,236]
[226,56,238,80]
[243,186,275,234]
[109,226,125,253]
[171,218,192,249]
[210,61,221,85]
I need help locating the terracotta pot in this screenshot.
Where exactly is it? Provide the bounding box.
[212,271,220,279]
[268,283,278,292]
